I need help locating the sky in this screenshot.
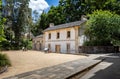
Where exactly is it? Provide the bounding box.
[29,0,59,21]
[46,0,59,6]
[2,0,59,21]
[45,0,59,12]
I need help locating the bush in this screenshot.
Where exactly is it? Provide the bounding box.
[85,10,120,46]
[21,39,32,50]
[0,40,11,50]
[0,53,11,67]
[27,41,32,50]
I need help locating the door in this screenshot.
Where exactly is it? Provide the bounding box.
[67,44,70,53]
[55,45,61,53]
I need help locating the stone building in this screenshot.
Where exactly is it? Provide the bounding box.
[43,19,87,54]
[32,35,44,51]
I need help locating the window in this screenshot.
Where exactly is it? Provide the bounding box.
[57,32,60,39]
[67,31,71,38]
[48,33,51,39]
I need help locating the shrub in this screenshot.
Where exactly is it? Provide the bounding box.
[27,41,32,50]
[0,53,11,67]
[0,40,11,50]
[85,10,120,46]
[21,39,32,50]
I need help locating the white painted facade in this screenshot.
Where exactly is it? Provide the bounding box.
[44,23,86,54]
[44,27,77,53]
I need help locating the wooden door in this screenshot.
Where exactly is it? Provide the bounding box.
[55,45,61,53]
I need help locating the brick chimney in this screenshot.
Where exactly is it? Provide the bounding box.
[49,23,54,27]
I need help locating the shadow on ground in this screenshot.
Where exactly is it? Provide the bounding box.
[87,53,120,79]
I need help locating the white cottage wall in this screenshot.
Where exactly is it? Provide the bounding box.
[45,27,76,54]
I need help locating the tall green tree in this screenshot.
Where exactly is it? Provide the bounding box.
[12,1,31,49]
[32,0,120,36]
[2,0,32,49]
[84,10,120,46]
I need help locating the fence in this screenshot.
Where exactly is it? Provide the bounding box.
[79,46,119,54]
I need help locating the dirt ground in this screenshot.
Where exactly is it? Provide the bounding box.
[0,50,86,79]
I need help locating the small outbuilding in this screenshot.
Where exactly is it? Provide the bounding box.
[32,35,44,51]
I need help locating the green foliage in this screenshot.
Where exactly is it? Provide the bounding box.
[85,10,120,46]
[0,40,11,50]
[2,0,32,50]
[0,0,1,13]
[12,1,31,49]
[33,0,120,36]
[0,53,11,67]
[0,18,6,42]
[21,39,32,50]
[0,1,6,49]
[27,41,32,50]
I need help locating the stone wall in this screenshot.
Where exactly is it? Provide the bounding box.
[78,46,119,54]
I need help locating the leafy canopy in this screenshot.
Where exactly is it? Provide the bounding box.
[85,10,120,46]
[0,0,6,42]
[33,0,120,36]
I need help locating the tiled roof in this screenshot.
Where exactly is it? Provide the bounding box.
[33,35,43,39]
[44,20,86,32]
[36,35,43,38]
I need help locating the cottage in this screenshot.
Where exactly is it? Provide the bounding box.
[32,35,44,51]
[44,18,87,54]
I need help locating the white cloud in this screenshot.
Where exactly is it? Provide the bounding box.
[29,0,49,21]
[29,0,49,11]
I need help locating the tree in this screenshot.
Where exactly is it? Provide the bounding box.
[0,0,6,42]
[84,10,120,46]
[12,2,31,49]
[47,6,66,25]
[0,0,7,50]
[103,0,120,14]
[31,0,120,36]
[2,0,32,49]
[31,11,46,36]
[32,5,66,36]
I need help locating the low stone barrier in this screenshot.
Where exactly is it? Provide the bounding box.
[79,46,118,54]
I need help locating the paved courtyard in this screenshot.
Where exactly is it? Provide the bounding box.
[4,57,102,79]
[80,53,120,79]
[0,50,86,79]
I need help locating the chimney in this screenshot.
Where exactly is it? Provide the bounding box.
[81,15,87,21]
[49,23,54,27]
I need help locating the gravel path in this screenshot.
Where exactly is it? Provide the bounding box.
[0,50,86,79]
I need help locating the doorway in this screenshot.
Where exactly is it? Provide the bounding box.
[55,45,61,53]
